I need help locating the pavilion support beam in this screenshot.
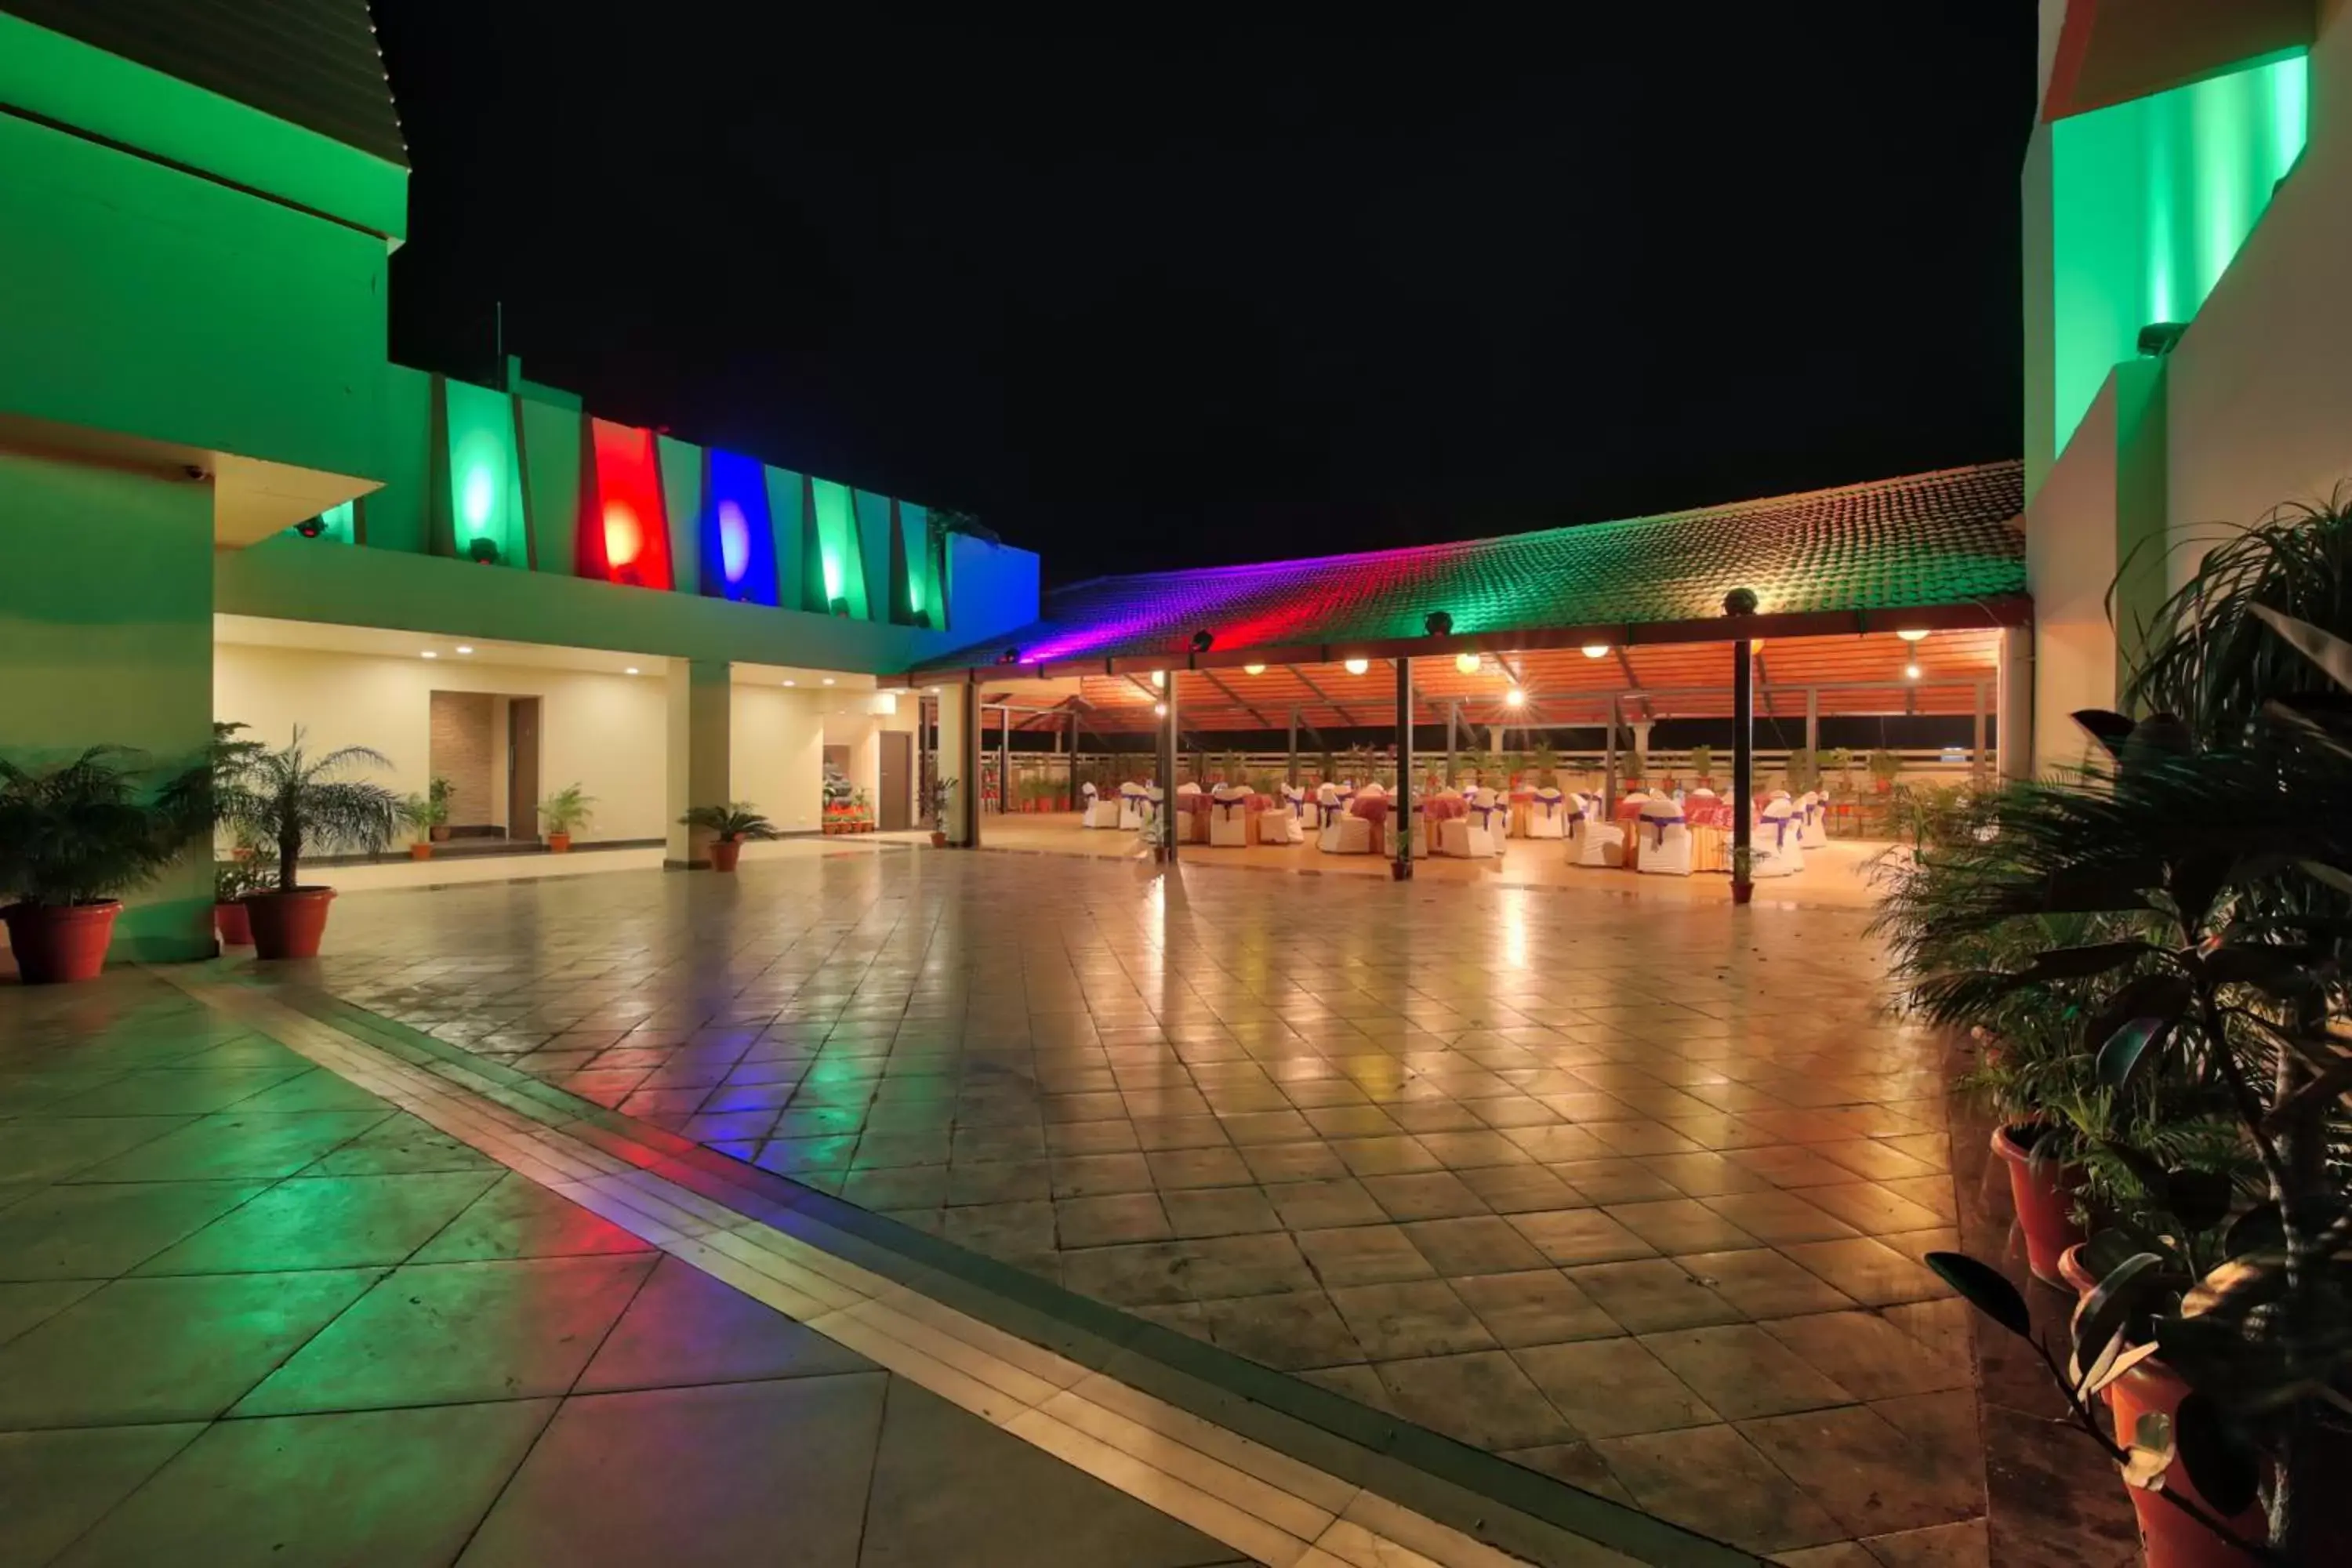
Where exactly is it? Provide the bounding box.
[1805,687,1819,756]
[1069,709,1080,809]
[1287,665,1361,727]
[1603,696,1621,816]
[941,682,982,847]
[1200,668,1278,730]
[1998,624,2032,781]
[1973,681,1989,779]
[1393,658,1414,880]
[1445,699,1459,786]
[1731,637,1755,904]
[997,706,1011,815]
[1287,706,1299,786]
[1156,672,1179,863]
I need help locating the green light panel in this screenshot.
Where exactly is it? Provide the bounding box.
[808,477,866,617]
[2050,53,2307,456]
[443,379,527,567]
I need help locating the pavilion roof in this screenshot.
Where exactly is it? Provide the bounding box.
[917,461,2026,678]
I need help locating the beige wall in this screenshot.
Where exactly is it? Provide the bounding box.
[214,643,670,842]
[214,641,856,845]
[2163,0,2352,586]
[0,450,213,960]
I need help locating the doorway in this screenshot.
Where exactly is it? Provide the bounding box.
[507,697,542,842]
[879,731,913,830]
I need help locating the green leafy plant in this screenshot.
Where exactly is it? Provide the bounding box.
[679,803,782,843]
[1867,747,1904,786]
[1828,746,1855,793]
[212,730,400,894]
[927,775,958,826]
[1686,743,1713,781]
[427,774,454,813]
[538,783,595,838]
[397,789,449,844]
[1532,742,1560,786]
[0,747,198,908]
[213,858,270,903]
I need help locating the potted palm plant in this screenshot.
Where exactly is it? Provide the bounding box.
[0,746,196,983]
[677,802,782,870]
[1686,743,1714,788]
[926,775,958,848]
[397,791,446,859]
[216,730,400,960]
[1867,746,1903,793]
[539,783,593,851]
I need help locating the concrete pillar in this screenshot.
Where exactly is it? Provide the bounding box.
[1393,659,1414,880]
[1602,697,1620,815]
[938,683,982,845]
[1629,719,1655,775]
[1731,639,1754,902]
[1804,688,1819,756]
[1998,624,2034,782]
[0,452,214,960]
[665,658,732,868]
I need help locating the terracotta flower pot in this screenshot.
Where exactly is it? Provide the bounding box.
[1990,1123,2084,1284]
[242,887,335,960]
[546,833,571,853]
[409,843,433,861]
[929,831,948,848]
[2,901,120,984]
[2110,1358,2266,1567]
[710,840,742,872]
[215,901,253,947]
[2057,1241,2097,1298]
[429,825,452,843]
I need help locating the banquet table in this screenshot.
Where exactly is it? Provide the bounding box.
[1421,794,1470,855]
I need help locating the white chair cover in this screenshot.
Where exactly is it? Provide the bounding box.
[1081,781,1123,829]
[1207,783,1252,847]
[1262,786,1305,844]
[1319,786,1374,854]
[1309,782,1340,832]
[1573,815,1625,868]
[1439,788,1497,860]
[1798,789,1828,848]
[1526,786,1566,839]
[1755,797,1805,877]
[1637,799,1693,877]
[1118,782,1149,831]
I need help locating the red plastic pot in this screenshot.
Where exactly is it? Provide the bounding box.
[546,833,571,854]
[2,901,120,984]
[2110,1359,2266,1567]
[1991,1123,2084,1285]
[215,901,253,947]
[242,887,335,960]
[408,844,433,861]
[2057,1241,2097,1299]
[710,840,742,872]
[929,831,948,848]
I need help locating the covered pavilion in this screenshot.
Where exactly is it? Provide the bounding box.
[903,462,2030,895]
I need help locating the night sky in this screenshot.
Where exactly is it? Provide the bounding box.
[375,9,2038,588]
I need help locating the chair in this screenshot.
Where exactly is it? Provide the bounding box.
[1118,783,1149,832]
[1436,791,1494,859]
[1311,782,1341,833]
[1571,811,1625,867]
[1319,788,1374,854]
[1080,782,1123,829]
[1523,786,1566,839]
[1798,789,1828,849]
[1207,783,1253,847]
[1754,797,1805,877]
[1637,798,1693,877]
[1261,786,1305,844]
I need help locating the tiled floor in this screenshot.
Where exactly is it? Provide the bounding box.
[298,845,1985,1560]
[0,975,1254,1568]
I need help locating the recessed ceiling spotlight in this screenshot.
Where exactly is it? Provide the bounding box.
[1344,658,1370,676]
[624,666,640,675]
[419,651,437,659]
[821,677,836,685]
[1454,652,1481,675]
[1153,702,1167,717]
[455,645,474,655]
[1504,687,1526,706]
[1896,628,1930,643]
[782,679,796,686]
[1150,670,1166,688]
[1581,644,1610,659]
[1243,663,1265,676]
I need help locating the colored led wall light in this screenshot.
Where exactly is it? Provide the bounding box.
[443,379,526,566]
[701,449,779,605]
[808,477,862,617]
[581,418,675,590]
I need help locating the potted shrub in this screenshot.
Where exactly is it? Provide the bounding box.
[1903,602,2352,1564]
[1686,744,1713,787]
[397,791,446,859]
[1867,746,1903,793]
[539,783,593,851]
[926,775,958,848]
[216,730,400,960]
[213,858,268,946]
[425,774,455,841]
[677,802,781,871]
[0,747,196,983]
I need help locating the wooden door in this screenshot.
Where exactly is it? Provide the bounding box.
[879,731,913,830]
[508,697,542,841]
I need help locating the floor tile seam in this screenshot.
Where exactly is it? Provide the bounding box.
[156,976,1510,1568]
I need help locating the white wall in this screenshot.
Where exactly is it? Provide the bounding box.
[731,684,827,834]
[214,643,669,841]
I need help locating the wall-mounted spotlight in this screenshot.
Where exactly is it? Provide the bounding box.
[1149,670,1166,688]
[1504,687,1526,706]
[1153,702,1167,717]
[2137,322,2189,358]
[1722,587,1759,617]
[1581,644,1610,659]
[1904,663,1922,681]
[1189,630,1214,653]
[996,647,1022,665]
[466,538,501,565]
[1425,610,1453,637]
[1895,628,1929,644]
[295,517,328,539]
[1243,663,1265,676]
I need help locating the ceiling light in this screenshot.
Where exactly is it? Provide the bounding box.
[1582,644,1610,659]
[928,686,941,694]
[624,666,639,676]
[1454,652,1481,676]
[455,645,474,655]
[1243,663,1265,676]
[1153,702,1167,717]
[1504,687,1526,706]
[419,651,437,659]
[1344,658,1370,676]
[1896,628,1930,643]
[1904,663,1922,681]
[821,677,835,686]
[1150,670,1166,688]
[782,679,796,687]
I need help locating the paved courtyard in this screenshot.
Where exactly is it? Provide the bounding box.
[293,844,1985,1562]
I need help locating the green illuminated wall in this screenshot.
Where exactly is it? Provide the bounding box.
[434,379,528,567]
[2049,53,2307,457]
[808,477,868,617]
